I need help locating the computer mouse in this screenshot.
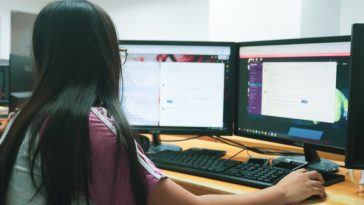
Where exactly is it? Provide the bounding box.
[306,194,322,200]
[306,191,327,201]
[135,134,150,153]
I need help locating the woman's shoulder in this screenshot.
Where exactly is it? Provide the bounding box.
[90,106,113,122]
[88,107,118,146]
[89,107,115,129]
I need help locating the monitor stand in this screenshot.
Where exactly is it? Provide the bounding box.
[272,144,339,172]
[148,133,182,154]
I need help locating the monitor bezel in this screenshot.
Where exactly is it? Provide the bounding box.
[234,35,351,155]
[345,24,364,169]
[118,40,237,136]
[0,63,9,105]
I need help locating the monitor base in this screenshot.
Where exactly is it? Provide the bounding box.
[272,156,339,172]
[148,144,182,154]
[148,133,182,154]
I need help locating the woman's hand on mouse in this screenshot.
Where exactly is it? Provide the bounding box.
[275,169,327,204]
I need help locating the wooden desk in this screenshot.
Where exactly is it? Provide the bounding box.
[0,118,8,135]
[156,135,364,205]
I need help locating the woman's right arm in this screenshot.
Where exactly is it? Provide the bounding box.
[147,169,326,205]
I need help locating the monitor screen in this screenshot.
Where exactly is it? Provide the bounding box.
[119,41,236,135]
[0,61,9,105]
[236,36,351,155]
[346,24,364,169]
[9,54,34,112]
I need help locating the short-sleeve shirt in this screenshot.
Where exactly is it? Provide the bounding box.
[4,107,165,205]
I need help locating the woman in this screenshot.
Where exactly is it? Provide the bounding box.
[0,0,326,205]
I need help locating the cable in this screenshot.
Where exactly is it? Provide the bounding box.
[210,135,303,157]
[249,146,303,156]
[209,135,246,149]
[349,169,364,193]
[213,135,248,148]
[212,136,277,154]
[161,134,302,157]
[246,149,252,158]
[160,135,205,142]
[228,148,246,160]
[251,146,301,154]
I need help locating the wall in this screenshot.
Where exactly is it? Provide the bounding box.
[2,0,364,59]
[209,0,360,41]
[0,17,2,58]
[0,0,47,59]
[11,11,37,56]
[90,0,209,41]
[208,0,302,42]
[0,1,9,60]
[340,0,364,35]
[1,0,209,59]
[300,0,341,38]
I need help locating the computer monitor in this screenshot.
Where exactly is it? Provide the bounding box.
[0,60,9,105]
[346,24,364,169]
[9,54,34,112]
[235,36,351,172]
[119,40,236,152]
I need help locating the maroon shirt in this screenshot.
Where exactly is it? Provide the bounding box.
[4,108,164,204]
[88,107,165,204]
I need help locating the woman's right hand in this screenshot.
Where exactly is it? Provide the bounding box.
[275,169,327,204]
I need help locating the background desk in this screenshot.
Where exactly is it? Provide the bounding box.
[154,135,364,205]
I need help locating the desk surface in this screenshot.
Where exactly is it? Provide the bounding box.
[0,121,362,204]
[156,135,364,205]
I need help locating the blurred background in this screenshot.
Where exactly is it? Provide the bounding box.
[0,0,363,60]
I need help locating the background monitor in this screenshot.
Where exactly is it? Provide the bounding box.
[346,24,364,169]
[235,36,351,172]
[0,60,9,106]
[9,54,34,112]
[119,40,236,152]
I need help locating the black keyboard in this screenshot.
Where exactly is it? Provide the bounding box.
[148,151,345,188]
[148,150,290,188]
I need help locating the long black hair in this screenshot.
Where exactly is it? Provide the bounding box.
[0,0,147,204]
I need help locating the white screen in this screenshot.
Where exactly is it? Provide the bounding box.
[261,62,337,123]
[120,44,230,128]
[159,62,224,127]
[121,62,160,126]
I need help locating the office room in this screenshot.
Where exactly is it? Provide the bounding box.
[0,0,364,204]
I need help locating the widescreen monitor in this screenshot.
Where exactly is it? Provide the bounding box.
[0,61,9,105]
[119,40,236,152]
[9,54,34,112]
[235,36,351,172]
[346,24,364,169]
